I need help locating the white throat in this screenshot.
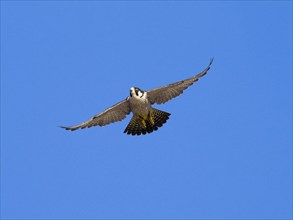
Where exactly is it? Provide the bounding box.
[130,87,147,101]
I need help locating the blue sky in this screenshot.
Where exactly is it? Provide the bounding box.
[1,1,292,219]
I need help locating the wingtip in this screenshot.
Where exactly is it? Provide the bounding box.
[59,125,73,131]
[200,57,214,75]
[59,125,68,130]
[209,57,214,66]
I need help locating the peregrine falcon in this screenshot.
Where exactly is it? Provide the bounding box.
[61,59,213,135]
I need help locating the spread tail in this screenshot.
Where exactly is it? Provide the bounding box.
[124,108,171,136]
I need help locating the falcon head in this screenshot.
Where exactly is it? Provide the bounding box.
[130,87,146,99]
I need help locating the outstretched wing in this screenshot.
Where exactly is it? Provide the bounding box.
[61,99,131,131]
[147,58,213,105]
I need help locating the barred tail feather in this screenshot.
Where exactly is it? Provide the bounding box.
[152,108,171,128]
[124,108,171,136]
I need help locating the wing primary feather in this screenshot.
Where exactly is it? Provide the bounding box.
[60,99,130,131]
[146,58,214,105]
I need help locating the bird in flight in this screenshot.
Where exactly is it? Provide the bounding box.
[61,59,213,135]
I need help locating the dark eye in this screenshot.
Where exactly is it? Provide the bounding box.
[130,90,132,97]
